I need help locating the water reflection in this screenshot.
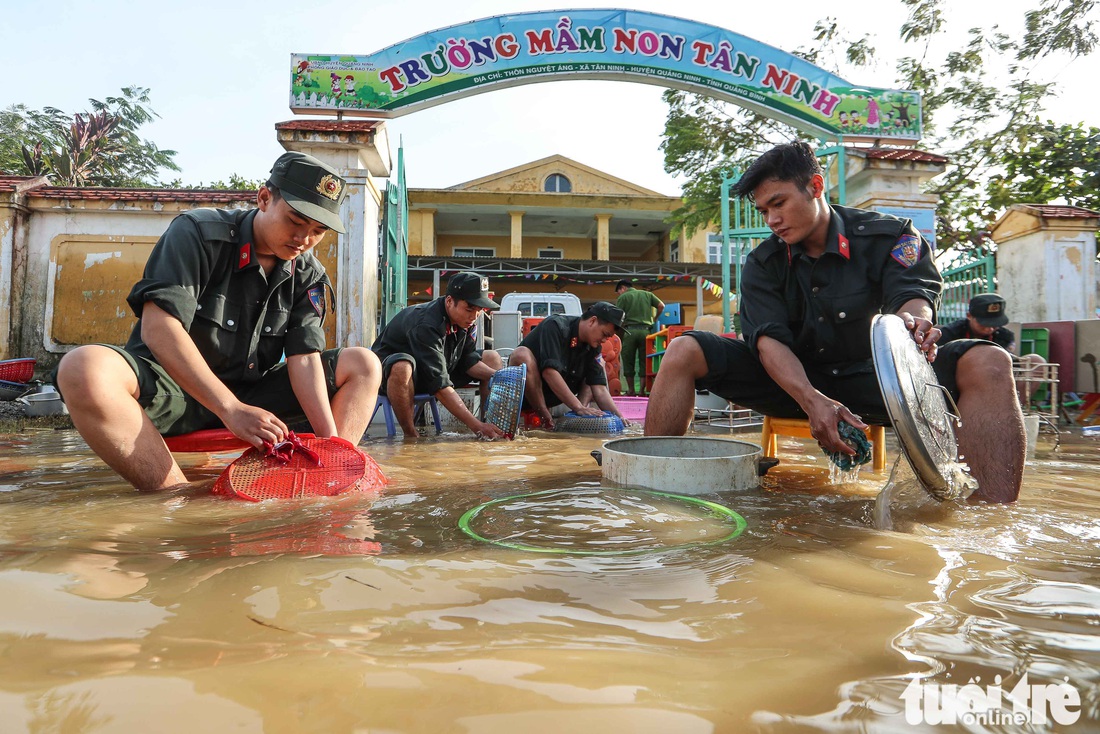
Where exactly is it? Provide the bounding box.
[0,426,1097,731]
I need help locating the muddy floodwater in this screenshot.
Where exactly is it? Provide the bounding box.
[0,423,1097,732]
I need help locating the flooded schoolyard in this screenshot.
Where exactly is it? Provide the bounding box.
[0,421,1097,732]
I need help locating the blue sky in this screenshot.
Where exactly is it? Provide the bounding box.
[2,0,1091,195]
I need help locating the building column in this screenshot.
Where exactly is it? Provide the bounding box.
[595,213,613,261]
[509,211,524,258]
[418,208,436,256]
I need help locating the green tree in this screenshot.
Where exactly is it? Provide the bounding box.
[0,87,179,186]
[660,0,1099,252]
[985,122,1100,212]
[166,173,267,191]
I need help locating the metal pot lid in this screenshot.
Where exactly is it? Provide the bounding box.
[871,314,974,502]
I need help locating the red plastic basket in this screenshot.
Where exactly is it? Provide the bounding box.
[0,358,35,383]
[212,435,387,501]
[165,428,250,453]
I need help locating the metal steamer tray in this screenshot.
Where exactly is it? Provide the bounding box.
[870,314,973,502]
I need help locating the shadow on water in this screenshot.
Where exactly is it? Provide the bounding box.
[0,425,1097,731]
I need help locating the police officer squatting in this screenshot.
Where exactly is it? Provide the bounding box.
[643,142,1025,504]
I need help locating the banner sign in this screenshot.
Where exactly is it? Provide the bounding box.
[291,9,921,141]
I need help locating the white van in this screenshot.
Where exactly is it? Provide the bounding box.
[498,292,582,318]
[493,292,583,353]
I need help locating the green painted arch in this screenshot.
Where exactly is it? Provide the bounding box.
[291,9,921,142]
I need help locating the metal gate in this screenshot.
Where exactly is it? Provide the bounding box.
[938,248,996,321]
[380,145,408,328]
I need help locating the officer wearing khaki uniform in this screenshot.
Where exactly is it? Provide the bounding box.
[56,152,382,491]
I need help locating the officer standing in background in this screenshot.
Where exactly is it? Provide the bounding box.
[614,280,665,397]
[56,152,382,491]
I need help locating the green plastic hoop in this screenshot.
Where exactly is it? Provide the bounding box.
[458,488,747,556]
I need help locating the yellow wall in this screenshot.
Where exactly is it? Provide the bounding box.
[49,231,340,348]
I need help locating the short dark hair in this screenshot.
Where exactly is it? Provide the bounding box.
[615,280,632,290]
[730,141,822,201]
[264,180,283,202]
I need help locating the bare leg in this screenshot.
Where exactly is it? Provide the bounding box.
[330,346,382,443]
[644,336,709,436]
[56,345,189,492]
[955,345,1025,503]
[385,360,419,439]
[509,346,554,427]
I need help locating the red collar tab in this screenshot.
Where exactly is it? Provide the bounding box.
[838,234,850,260]
[237,243,252,269]
[785,242,792,265]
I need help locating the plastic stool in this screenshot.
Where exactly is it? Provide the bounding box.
[371,394,443,437]
[760,416,887,472]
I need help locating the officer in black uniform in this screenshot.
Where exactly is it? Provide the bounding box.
[508,301,629,430]
[645,141,1024,503]
[939,292,1047,406]
[938,293,1015,349]
[371,271,506,440]
[56,151,382,491]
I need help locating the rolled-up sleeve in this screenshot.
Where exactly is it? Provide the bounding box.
[284,271,330,356]
[740,255,796,357]
[126,215,210,329]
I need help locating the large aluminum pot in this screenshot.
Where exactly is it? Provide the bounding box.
[592,436,776,495]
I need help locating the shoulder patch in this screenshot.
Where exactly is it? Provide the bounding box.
[308,285,326,319]
[891,233,921,268]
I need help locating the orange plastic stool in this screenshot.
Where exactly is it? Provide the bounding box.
[760,416,886,472]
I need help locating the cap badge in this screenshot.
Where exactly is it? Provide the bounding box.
[316,174,342,201]
[987,303,1001,313]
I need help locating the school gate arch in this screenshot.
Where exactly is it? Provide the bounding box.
[291,9,922,142]
[289,9,926,333]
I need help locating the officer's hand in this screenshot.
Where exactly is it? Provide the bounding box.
[475,420,506,440]
[807,399,867,456]
[536,407,556,431]
[899,312,940,363]
[572,405,604,417]
[223,403,289,450]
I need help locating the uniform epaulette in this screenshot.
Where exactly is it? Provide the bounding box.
[839,207,907,238]
[751,237,786,261]
[853,218,907,237]
[181,209,242,243]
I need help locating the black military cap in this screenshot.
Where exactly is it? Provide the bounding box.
[969,293,1009,327]
[268,152,348,234]
[588,301,626,328]
[446,272,500,310]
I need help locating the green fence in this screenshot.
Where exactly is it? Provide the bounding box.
[380,145,409,328]
[938,248,996,321]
